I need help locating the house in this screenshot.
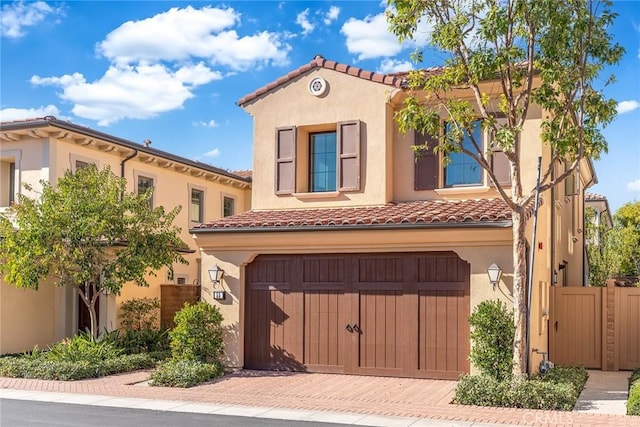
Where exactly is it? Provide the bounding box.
[192,56,594,378]
[0,116,251,354]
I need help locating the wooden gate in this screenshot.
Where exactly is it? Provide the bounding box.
[550,281,640,370]
[549,287,602,368]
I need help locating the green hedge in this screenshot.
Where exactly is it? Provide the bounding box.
[0,353,155,381]
[628,368,640,416]
[455,366,587,411]
[148,359,222,388]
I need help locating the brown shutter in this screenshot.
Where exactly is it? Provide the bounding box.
[275,127,296,194]
[337,120,361,191]
[414,131,439,190]
[491,150,512,186]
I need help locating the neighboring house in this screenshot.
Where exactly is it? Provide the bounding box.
[193,56,594,378]
[585,192,613,234]
[0,117,251,354]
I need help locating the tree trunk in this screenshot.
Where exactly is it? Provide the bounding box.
[88,301,98,341]
[511,209,529,378]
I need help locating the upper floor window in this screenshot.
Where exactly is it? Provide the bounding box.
[137,175,154,208]
[75,160,90,170]
[309,132,337,192]
[223,196,235,217]
[444,121,482,187]
[190,189,204,223]
[275,121,361,195]
[1,152,20,208]
[414,119,511,190]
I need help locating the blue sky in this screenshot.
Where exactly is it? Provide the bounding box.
[1,0,638,213]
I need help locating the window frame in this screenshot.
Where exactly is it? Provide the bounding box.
[188,185,206,224]
[443,120,484,188]
[1,150,21,208]
[133,170,156,209]
[308,130,338,193]
[222,194,236,217]
[69,154,98,173]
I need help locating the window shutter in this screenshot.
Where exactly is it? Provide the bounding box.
[337,120,361,191]
[414,131,439,190]
[491,150,512,186]
[275,127,296,194]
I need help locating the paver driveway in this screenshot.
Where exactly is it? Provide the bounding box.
[0,370,636,425]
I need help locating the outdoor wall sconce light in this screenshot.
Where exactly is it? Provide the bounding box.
[487,263,502,290]
[208,265,225,287]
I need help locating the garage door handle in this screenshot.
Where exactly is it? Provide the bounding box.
[345,324,353,333]
[352,324,361,333]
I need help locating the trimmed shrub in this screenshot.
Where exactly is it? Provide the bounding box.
[170,302,224,363]
[0,353,155,380]
[538,365,588,395]
[108,328,170,355]
[148,359,222,388]
[455,365,586,411]
[468,300,514,381]
[119,297,161,331]
[454,375,509,407]
[628,381,640,416]
[629,368,640,388]
[510,379,577,410]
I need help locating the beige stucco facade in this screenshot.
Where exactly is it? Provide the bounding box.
[0,119,250,354]
[195,59,594,375]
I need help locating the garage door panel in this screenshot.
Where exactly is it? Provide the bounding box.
[304,290,347,369]
[357,290,402,370]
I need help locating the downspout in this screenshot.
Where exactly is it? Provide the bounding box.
[526,156,542,375]
[120,149,138,201]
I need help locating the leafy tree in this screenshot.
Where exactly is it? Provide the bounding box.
[0,165,187,339]
[612,201,640,277]
[585,207,618,286]
[387,0,623,377]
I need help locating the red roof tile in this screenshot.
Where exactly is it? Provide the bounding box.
[585,192,607,201]
[236,55,406,106]
[194,198,517,232]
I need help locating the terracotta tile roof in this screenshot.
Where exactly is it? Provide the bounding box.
[585,192,607,201]
[237,55,406,106]
[230,170,252,179]
[194,198,516,232]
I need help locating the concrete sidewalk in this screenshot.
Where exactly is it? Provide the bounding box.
[1,369,637,426]
[574,370,630,415]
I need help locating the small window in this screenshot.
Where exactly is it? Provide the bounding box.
[309,132,337,192]
[8,162,15,205]
[176,276,187,285]
[75,160,90,170]
[137,175,154,208]
[223,196,235,217]
[190,189,204,223]
[444,121,483,187]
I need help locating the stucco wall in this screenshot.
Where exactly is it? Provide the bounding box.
[196,227,514,370]
[244,68,395,210]
[0,129,250,351]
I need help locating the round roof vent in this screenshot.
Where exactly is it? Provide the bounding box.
[308,77,327,97]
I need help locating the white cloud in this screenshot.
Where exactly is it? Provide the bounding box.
[628,180,640,192]
[0,105,61,122]
[617,100,639,115]
[377,58,414,74]
[31,63,222,126]
[97,5,290,71]
[341,13,403,61]
[193,120,219,128]
[1,1,63,39]
[324,6,340,25]
[296,9,315,36]
[202,148,220,158]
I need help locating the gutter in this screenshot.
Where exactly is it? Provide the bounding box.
[190,220,514,235]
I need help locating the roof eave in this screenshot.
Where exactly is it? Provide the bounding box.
[191,220,513,234]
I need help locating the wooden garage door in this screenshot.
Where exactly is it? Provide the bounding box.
[244,252,469,379]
